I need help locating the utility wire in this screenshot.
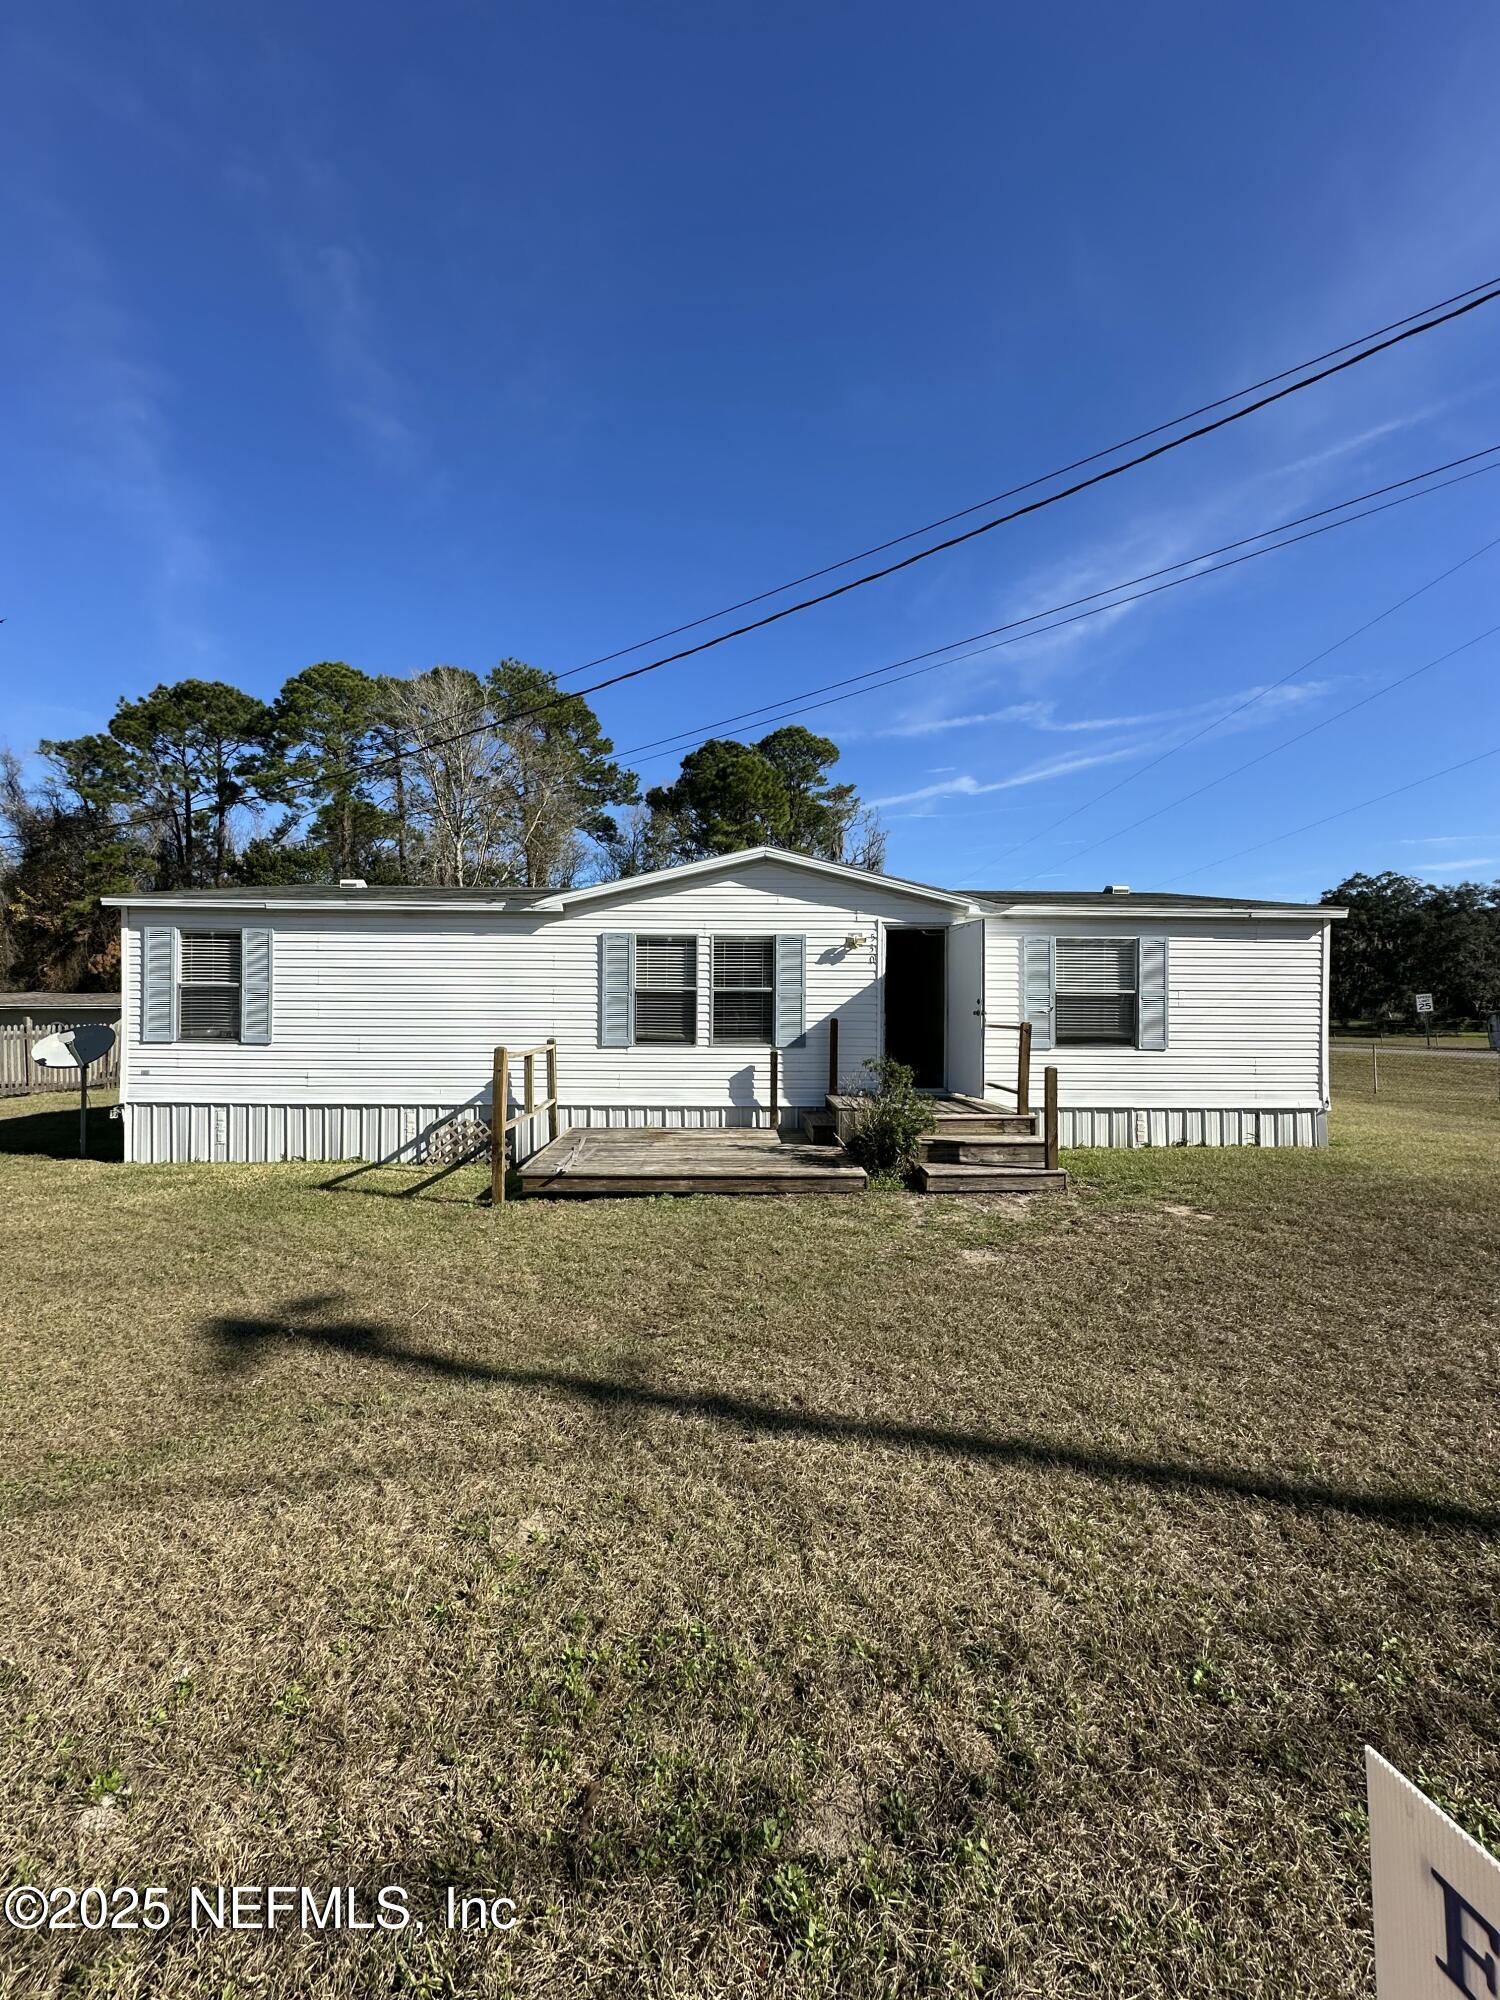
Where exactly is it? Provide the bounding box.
[1159,743,1500,885]
[552,272,1500,681]
[1013,621,1500,883]
[985,522,1500,868]
[70,442,1500,847]
[360,282,1500,775]
[599,453,1500,774]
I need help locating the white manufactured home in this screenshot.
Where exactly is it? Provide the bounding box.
[104,847,1342,1167]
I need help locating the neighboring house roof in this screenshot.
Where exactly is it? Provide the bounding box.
[98,849,1343,919]
[0,991,122,1011]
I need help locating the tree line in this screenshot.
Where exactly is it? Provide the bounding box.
[0,661,886,991]
[1322,872,1500,1030]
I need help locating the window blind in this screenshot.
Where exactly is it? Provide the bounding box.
[1055,937,1137,1045]
[713,937,773,1043]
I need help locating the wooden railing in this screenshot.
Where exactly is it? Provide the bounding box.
[984,1020,1033,1115]
[1043,1064,1059,1170]
[490,1039,559,1206]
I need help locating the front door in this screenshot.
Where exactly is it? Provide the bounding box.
[884,928,946,1089]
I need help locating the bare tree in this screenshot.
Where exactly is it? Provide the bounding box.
[842,804,888,875]
[383,668,505,884]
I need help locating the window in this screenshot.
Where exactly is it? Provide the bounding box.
[179,931,242,1040]
[633,935,697,1043]
[713,936,774,1043]
[1055,937,1137,1045]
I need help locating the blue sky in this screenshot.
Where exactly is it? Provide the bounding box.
[3,1,1499,897]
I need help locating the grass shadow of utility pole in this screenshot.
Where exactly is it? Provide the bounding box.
[202,1298,1500,1538]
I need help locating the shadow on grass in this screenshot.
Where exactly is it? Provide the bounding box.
[318,1140,503,1204]
[203,1295,1500,1538]
[0,1098,122,1160]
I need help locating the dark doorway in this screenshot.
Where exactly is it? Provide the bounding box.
[884,928,946,1089]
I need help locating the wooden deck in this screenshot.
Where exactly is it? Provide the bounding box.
[515,1125,868,1198]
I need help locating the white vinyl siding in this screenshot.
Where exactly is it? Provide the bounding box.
[117,859,934,1122]
[1055,937,1137,1045]
[713,937,774,1044]
[984,916,1325,1108]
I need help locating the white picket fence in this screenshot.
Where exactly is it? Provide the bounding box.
[0,1015,121,1095]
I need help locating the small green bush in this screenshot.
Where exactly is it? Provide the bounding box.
[841,1057,935,1179]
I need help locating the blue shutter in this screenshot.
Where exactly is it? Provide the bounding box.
[240,928,273,1045]
[1137,937,1168,1050]
[1021,935,1055,1051]
[774,934,805,1048]
[141,926,177,1043]
[599,932,634,1047]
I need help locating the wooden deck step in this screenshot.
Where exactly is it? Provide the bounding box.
[924,1112,1039,1137]
[800,1108,839,1145]
[919,1134,1049,1166]
[915,1161,1067,1195]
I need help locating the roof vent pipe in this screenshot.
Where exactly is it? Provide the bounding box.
[1103,884,1130,895]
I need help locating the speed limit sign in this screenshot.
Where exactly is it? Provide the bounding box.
[1414,994,1434,1014]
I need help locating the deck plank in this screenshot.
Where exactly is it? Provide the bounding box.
[516,1126,867,1198]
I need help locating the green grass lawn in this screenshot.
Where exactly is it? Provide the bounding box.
[1,1082,1497,1998]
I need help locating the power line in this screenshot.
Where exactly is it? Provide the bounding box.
[1158,743,1500,885]
[361,282,1500,775]
[67,441,1500,849]
[986,523,1500,869]
[1013,620,1500,884]
[552,271,1500,682]
[599,452,1500,774]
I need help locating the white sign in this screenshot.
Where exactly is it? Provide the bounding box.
[1368,1747,1500,1997]
[30,1023,116,1070]
[1415,994,1435,1015]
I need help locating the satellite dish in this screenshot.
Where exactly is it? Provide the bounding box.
[32,1023,117,1070]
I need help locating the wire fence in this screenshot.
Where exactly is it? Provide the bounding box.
[1331,1041,1500,1121]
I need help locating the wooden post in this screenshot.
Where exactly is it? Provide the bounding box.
[1371,1042,1379,1096]
[769,1046,779,1129]
[23,1016,35,1094]
[79,1061,89,1158]
[491,1046,509,1207]
[827,1015,839,1099]
[1017,1021,1032,1117]
[1043,1064,1059,1171]
[546,1039,559,1143]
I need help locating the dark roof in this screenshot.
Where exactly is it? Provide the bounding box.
[0,991,121,1010]
[963,889,1334,912]
[108,883,555,904]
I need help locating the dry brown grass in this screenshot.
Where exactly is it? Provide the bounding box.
[0,1082,1497,1998]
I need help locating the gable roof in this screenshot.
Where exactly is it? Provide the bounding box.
[531,846,979,912]
[101,847,980,914]
[98,850,1339,918]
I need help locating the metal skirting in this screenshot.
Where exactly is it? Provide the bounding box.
[124,1099,1330,1163]
[1059,1106,1327,1148]
[123,1099,786,1165]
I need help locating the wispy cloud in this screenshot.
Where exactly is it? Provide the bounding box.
[1399,833,1500,846]
[871,745,1144,808]
[23,193,218,666]
[869,677,1335,744]
[1418,856,1500,874]
[227,150,438,487]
